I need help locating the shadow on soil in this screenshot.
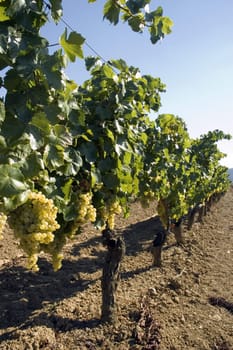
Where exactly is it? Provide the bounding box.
[0,214,178,340]
[0,258,99,329]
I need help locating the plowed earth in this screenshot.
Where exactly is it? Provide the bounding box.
[0,187,233,350]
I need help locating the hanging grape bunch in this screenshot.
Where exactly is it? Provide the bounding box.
[8,192,60,271]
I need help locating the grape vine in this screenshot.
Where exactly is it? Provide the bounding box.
[0,0,231,276]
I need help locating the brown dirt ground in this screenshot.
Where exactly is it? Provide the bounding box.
[0,187,233,350]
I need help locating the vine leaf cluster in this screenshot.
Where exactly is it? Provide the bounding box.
[0,1,231,273]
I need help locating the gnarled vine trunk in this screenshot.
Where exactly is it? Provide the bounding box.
[151,227,167,267]
[197,205,205,223]
[187,207,197,230]
[173,218,184,245]
[101,228,125,324]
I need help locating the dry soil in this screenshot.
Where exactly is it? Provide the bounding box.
[0,188,233,349]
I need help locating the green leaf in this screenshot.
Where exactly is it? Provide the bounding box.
[43,144,64,170]
[103,173,120,189]
[98,157,116,172]
[61,178,73,202]
[126,0,149,14]
[128,13,144,32]
[41,55,64,90]
[44,104,62,125]
[85,56,100,71]
[1,114,26,143]
[21,152,44,178]
[28,125,45,150]
[0,100,5,123]
[3,190,30,212]
[91,166,102,187]
[150,16,173,44]
[0,135,6,148]
[123,151,132,165]
[79,141,98,163]
[95,103,114,120]
[4,69,22,90]
[0,164,28,197]
[103,0,120,25]
[62,148,83,176]
[6,0,26,17]
[102,64,115,79]
[48,0,63,22]
[0,5,10,21]
[106,128,115,142]
[30,112,51,134]
[59,28,85,62]
[63,203,77,221]
[5,92,32,124]
[108,59,128,71]
[49,125,73,147]
[161,17,173,35]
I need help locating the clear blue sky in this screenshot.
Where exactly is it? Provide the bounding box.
[42,0,233,167]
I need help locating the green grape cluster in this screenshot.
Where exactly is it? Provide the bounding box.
[68,191,97,238]
[0,212,7,240]
[51,252,63,271]
[8,191,60,271]
[23,191,97,271]
[41,234,66,272]
[77,192,96,223]
[99,200,122,230]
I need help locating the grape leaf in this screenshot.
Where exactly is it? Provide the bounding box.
[0,164,28,197]
[59,28,85,62]
[103,0,120,25]
[0,5,10,21]
[48,0,63,22]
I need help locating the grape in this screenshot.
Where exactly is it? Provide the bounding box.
[98,199,122,230]
[68,191,97,238]
[0,213,7,240]
[8,191,60,271]
[52,253,64,272]
[6,191,120,270]
[27,254,39,272]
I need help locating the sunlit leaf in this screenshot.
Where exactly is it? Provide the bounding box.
[43,144,64,170]
[0,164,28,197]
[59,28,85,61]
[103,0,120,25]
[0,5,10,21]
